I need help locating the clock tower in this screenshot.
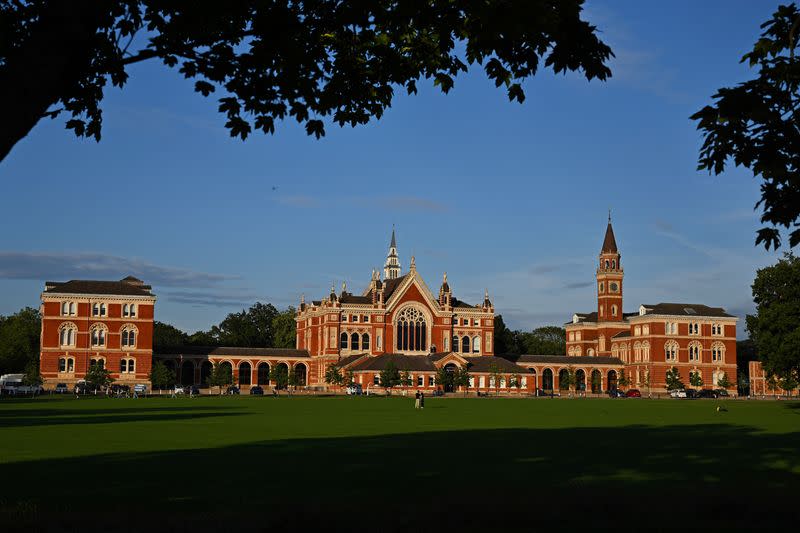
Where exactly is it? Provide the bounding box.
[597,212,623,322]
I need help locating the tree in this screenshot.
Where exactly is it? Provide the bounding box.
[149,361,176,392]
[208,362,233,394]
[778,375,798,397]
[617,369,629,389]
[519,326,567,355]
[380,361,401,392]
[689,371,703,388]
[212,302,279,347]
[21,360,43,396]
[737,370,750,396]
[85,364,113,392]
[0,2,613,164]
[716,372,733,390]
[454,366,471,396]
[399,370,413,388]
[665,367,684,391]
[0,307,41,375]
[435,366,453,393]
[269,365,288,390]
[324,364,344,389]
[271,307,297,349]
[691,4,800,250]
[287,367,300,392]
[746,253,800,383]
[153,321,189,349]
[488,363,503,396]
[343,370,355,387]
[591,371,602,394]
[510,373,523,392]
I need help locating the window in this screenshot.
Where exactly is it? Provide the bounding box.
[712,323,723,336]
[362,315,369,323]
[67,358,74,372]
[666,322,677,335]
[461,336,470,353]
[417,375,423,386]
[462,318,469,326]
[340,332,348,349]
[665,341,678,362]
[377,334,382,350]
[122,304,137,318]
[90,358,105,369]
[599,307,604,317]
[486,333,492,352]
[473,318,480,327]
[612,260,616,269]
[374,374,380,385]
[120,359,128,373]
[688,343,701,361]
[576,332,582,341]
[352,315,358,323]
[611,305,618,317]
[428,376,434,387]
[91,326,107,347]
[59,324,76,347]
[472,336,481,353]
[689,323,700,335]
[569,332,575,341]
[444,335,450,351]
[604,259,610,268]
[121,327,137,347]
[91,303,107,317]
[712,342,725,362]
[361,333,370,351]
[643,325,649,335]
[395,307,427,352]
[452,335,459,351]
[609,282,619,293]
[634,326,641,336]
[642,342,650,362]
[61,302,76,316]
[598,282,604,293]
[59,358,66,372]
[351,332,359,350]
[342,315,347,322]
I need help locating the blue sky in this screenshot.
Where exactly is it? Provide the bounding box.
[0,1,785,337]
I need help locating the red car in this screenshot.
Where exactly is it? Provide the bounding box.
[625,389,642,398]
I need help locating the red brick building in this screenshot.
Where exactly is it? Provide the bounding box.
[565,216,738,393]
[39,276,156,388]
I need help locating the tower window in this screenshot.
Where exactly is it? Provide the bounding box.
[611,305,618,317]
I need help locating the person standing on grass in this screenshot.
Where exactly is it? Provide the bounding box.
[420,391,425,409]
[415,390,420,409]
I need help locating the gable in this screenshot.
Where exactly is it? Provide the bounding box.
[385,272,441,316]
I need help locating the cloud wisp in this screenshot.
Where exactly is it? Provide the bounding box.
[163,289,266,308]
[0,251,238,287]
[275,194,446,213]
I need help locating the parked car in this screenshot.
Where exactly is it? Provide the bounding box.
[133,384,147,395]
[669,389,687,398]
[74,381,101,394]
[685,388,699,399]
[714,389,729,397]
[54,383,69,394]
[346,383,362,396]
[110,384,131,396]
[608,389,625,398]
[226,385,240,395]
[250,386,264,395]
[625,389,642,398]
[698,389,719,399]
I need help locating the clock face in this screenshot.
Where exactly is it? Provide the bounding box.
[610,282,619,292]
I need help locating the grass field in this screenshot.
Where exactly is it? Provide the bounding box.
[1,395,798,530]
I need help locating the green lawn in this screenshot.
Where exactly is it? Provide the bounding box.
[1,395,798,530]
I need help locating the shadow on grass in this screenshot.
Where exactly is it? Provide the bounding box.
[0,405,245,428]
[1,424,798,530]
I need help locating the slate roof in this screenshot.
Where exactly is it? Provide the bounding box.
[339,293,372,304]
[44,278,154,296]
[155,346,310,357]
[639,303,734,318]
[335,353,370,368]
[516,355,623,366]
[602,221,618,253]
[611,331,632,339]
[348,353,437,372]
[463,356,532,374]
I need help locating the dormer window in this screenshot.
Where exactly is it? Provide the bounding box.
[639,305,647,316]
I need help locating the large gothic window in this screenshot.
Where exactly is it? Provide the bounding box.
[395,307,427,352]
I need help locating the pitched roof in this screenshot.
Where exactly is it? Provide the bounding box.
[335,352,370,368]
[639,303,734,318]
[601,221,618,253]
[348,353,437,372]
[517,355,623,366]
[463,356,532,374]
[451,297,476,309]
[381,274,407,300]
[339,294,372,304]
[154,346,310,357]
[44,278,154,296]
[611,331,631,339]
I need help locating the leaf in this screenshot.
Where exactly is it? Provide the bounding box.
[194,80,215,97]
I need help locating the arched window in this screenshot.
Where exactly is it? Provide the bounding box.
[90,358,105,369]
[452,335,459,352]
[361,333,370,350]
[711,342,725,362]
[90,324,107,347]
[395,307,427,352]
[120,359,128,373]
[642,341,650,362]
[340,332,348,349]
[257,363,270,385]
[59,358,67,372]
[128,359,135,373]
[61,302,68,315]
[350,332,360,351]
[239,362,251,385]
[472,336,481,353]
[461,336,470,353]
[611,305,618,317]
[611,344,619,358]
[688,342,701,361]
[612,260,616,269]
[604,259,610,268]
[59,322,77,347]
[664,340,678,362]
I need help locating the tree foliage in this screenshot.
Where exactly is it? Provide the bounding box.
[0,1,613,163]
[269,364,288,390]
[0,307,40,375]
[21,360,43,392]
[689,371,703,388]
[85,364,114,391]
[493,316,567,357]
[207,362,233,393]
[746,253,800,382]
[149,360,175,391]
[691,4,800,249]
[380,361,401,390]
[153,321,189,350]
[665,366,684,391]
[716,372,732,389]
[324,364,344,387]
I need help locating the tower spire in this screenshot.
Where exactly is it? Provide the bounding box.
[383,226,401,280]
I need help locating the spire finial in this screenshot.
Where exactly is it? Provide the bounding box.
[410,255,416,269]
[301,293,305,304]
[608,208,612,223]
[485,288,489,299]
[331,282,335,293]
[342,281,347,292]
[443,272,447,283]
